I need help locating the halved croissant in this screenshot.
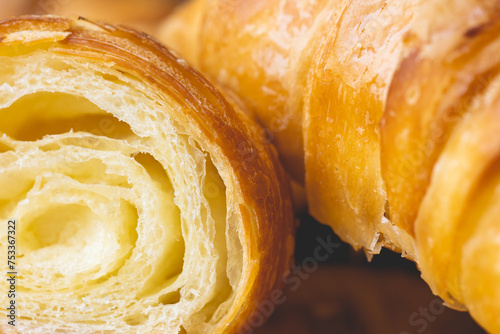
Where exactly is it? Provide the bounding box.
[0,16,294,334]
[161,0,500,332]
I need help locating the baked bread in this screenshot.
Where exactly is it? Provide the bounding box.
[0,15,294,334]
[161,0,500,332]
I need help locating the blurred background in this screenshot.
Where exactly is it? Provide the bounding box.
[0,1,487,333]
[0,0,182,35]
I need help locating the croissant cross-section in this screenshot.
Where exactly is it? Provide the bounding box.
[0,16,294,334]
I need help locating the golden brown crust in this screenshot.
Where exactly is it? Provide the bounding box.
[383,2,500,329]
[161,0,417,253]
[303,0,417,257]
[161,0,339,184]
[160,1,500,332]
[0,15,294,334]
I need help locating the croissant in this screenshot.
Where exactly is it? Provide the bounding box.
[0,16,294,334]
[161,0,500,332]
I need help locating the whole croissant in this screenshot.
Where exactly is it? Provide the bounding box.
[161,0,500,332]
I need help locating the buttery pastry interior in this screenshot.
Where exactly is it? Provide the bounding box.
[0,16,294,334]
[161,0,500,332]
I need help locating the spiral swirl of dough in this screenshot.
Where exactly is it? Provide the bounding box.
[0,16,294,334]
